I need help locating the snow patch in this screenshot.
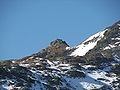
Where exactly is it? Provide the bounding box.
[82,65,96,69]
[19,64,30,67]
[80,82,102,90]
[113,54,120,62]
[12,61,15,63]
[70,30,106,56]
[109,44,116,48]
[115,37,120,40]
[87,70,117,86]
[66,47,70,50]
[117,24,120,26]
[103,46,111,50]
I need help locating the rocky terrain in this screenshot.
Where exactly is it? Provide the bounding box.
[0,20,120,90]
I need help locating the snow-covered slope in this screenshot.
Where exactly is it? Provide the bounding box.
[1,56,119,90]
[70,30,107,56]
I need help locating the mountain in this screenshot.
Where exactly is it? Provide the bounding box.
[0,20,120,90]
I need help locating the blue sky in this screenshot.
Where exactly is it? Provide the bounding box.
[0,0,120,60]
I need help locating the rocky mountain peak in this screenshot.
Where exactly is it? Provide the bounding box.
[104,20,120,41]
[98,20,120,48]
[29,39,70,60]
[110,20,120,29]
[50,39,69,47]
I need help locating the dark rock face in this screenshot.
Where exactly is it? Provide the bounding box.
[50,39,69,47]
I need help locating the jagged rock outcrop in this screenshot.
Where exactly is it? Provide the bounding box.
[30,39,72,61]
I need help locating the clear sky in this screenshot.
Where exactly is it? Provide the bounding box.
[0,0,120,60]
